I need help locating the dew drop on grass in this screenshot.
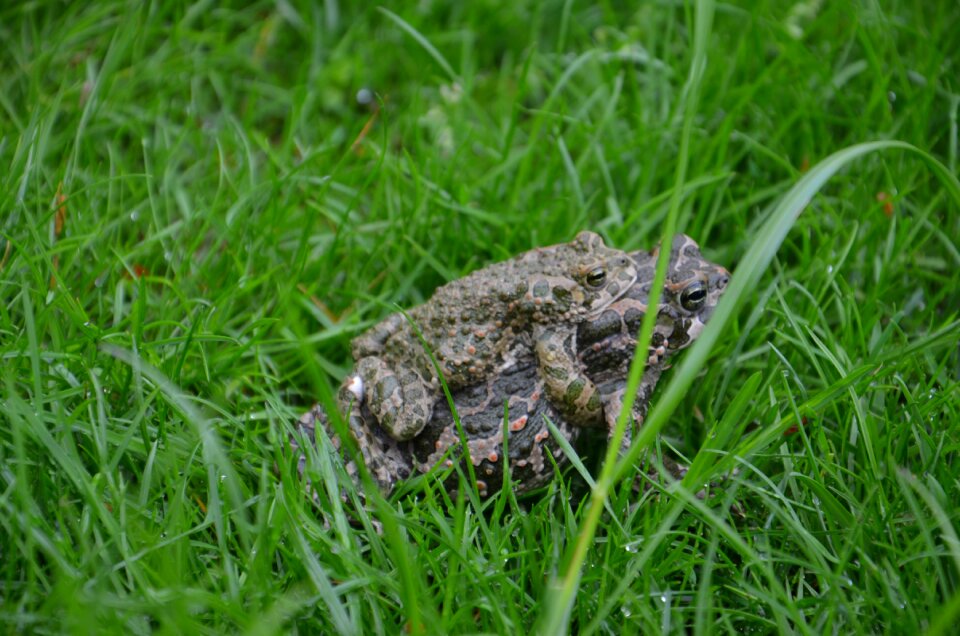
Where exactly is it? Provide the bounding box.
[356,88,373,105]
[130,211,139,221]
[621,606,632,618]
[625,543,639,553]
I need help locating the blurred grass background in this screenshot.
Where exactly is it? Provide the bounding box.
[1,0,958,633]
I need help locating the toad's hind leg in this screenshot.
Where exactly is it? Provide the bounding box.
[354,356,434,441]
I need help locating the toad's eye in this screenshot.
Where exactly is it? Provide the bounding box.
[680,281,707,311]
[585,267,607,288]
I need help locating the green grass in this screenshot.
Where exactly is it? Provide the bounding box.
[2,0,959,633]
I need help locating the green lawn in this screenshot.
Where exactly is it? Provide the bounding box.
[2,1,959,633]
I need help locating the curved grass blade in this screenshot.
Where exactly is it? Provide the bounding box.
[378,8,461,85]
[617,139,960,486]
[540,138,960,632]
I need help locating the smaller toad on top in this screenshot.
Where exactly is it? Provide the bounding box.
[342,231,639,442]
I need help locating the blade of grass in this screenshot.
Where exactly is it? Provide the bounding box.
[617,140,960,487]
[378,8,461,85]
[538,0,717,632]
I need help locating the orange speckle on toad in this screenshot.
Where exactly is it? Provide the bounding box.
[467,345,476,355]
[534,430,549,443]
[509,416,528,432]
[445,459,454,468]
[487,451,499,463]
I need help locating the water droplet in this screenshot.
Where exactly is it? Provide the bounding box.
[164,251,173,262]
[888,91,896,103]
[826,265,834,273]
[356,88,374,105]
[625,543,638,553]
[129,211,139,221]
[621,606,632,617]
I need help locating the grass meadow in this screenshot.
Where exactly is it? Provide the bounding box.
[2,0,959,633]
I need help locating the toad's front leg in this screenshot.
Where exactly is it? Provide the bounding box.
[534,324,604,427]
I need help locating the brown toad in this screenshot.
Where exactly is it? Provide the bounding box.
[341,231,638,442]
[294,234,729,496]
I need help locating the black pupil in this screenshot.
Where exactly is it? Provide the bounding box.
[587,270,605,286]
[682,286,707,308]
